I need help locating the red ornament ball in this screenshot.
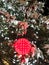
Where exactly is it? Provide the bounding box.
[13,38,31,55]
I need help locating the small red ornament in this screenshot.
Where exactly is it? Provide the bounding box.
[17,22,29,36]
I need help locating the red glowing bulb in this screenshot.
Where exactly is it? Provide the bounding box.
[13,38,31,55]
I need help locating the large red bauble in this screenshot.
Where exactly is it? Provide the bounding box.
[13,38,31,55]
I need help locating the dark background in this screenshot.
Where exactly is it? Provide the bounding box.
[38,0,49,15]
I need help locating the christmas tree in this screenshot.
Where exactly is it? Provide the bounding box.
[0,0,49,65]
